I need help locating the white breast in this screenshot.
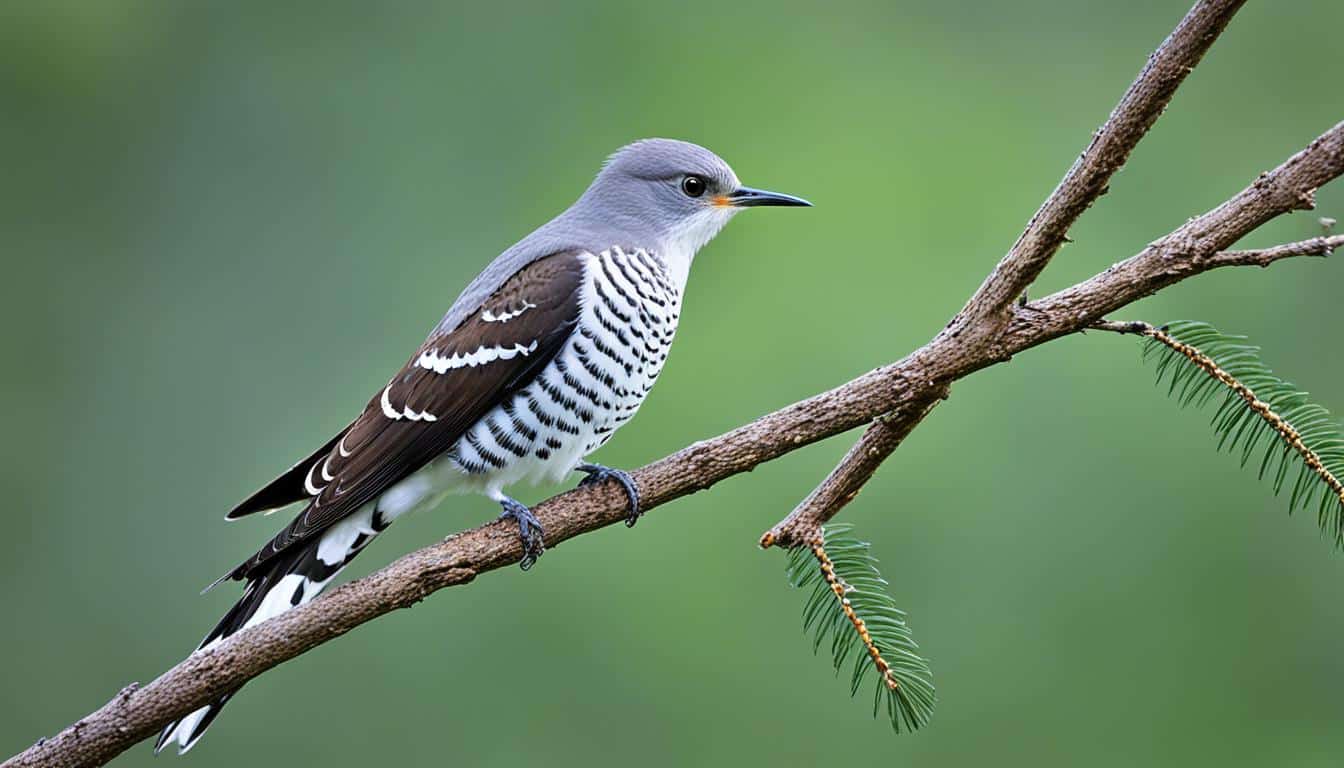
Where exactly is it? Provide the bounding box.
[442,246,681,496]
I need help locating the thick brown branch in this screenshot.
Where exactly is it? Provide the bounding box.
[12,4,1344,767]
[948,0,1245,339]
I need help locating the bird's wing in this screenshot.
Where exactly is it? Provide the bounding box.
[225,428,351,519]
[226,250,586,580]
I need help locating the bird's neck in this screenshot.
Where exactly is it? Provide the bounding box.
[546,200,736,292]
[652,207,738,289]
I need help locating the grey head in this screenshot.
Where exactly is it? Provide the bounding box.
[566,138,811,257]
[438,138,809,333]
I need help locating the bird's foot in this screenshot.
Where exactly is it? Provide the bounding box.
[498,496,545,570]
[577,463,642,527]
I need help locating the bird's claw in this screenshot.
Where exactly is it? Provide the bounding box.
[577,463,642,527]
[498,497,545,569]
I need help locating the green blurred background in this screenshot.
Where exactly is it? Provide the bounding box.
[3,1,1342,765]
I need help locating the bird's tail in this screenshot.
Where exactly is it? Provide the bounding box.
[156,506,388,754]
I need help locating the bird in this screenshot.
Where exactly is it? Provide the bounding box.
[155,138,810,753]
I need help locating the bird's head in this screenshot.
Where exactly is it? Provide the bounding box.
[579,138,810,262]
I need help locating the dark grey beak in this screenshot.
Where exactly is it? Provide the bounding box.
[726,186,812,208]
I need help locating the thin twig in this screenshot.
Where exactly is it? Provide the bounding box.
[1206,234,1342,267]
[762,389,946,549]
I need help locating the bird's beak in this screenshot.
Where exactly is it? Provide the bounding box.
[719,186,812,208]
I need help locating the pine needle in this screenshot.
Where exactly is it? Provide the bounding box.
[1136,320,1344,547]
[785,524,935,732]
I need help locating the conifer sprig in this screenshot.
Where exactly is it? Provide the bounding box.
[785,525,935,732]
[1118,320,1344,545]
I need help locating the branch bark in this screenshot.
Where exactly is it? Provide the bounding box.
[1205,233,1343,267]
[760,388,947,549]
[9,2,1342,766]
[765,0,1246,547]
[945,0,1245,343]
[1004,122,1343,348]
[766,129,1344,548]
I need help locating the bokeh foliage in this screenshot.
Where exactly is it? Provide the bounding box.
[2,1,1342,766]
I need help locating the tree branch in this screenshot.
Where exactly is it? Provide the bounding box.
[760,388,947,550]
[1002,120,1343,349]
[764,0,1246,548]
[945,0,1245,341]
[1205,233,1342,267]
[10,3,1343,766]
[771,130,1344,552]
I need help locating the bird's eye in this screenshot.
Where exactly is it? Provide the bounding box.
[681,175,707,198]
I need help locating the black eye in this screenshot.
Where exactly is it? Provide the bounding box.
[681,175,707,198]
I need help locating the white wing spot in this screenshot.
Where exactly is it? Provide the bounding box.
[381,383,437,422]
[320,455,335,482]
[380,384,401,419]
[482,301,536,323]
[401,405,437,422]
[303,462,324,495]
[416,341,539,374]
[338,433,354,458]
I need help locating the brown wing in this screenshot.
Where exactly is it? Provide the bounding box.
[227,251,585,580]
[225,428,351,519]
